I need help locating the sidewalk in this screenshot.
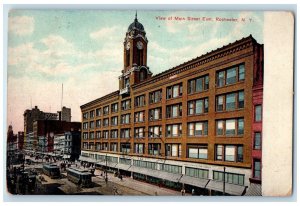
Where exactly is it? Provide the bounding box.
[94,169,189,196]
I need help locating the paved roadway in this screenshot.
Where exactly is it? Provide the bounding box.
[24,155,186,196]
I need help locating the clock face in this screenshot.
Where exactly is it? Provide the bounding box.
[137,41,143,50]
[126,42,130,50]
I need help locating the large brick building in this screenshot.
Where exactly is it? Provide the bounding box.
[80,15,264,195]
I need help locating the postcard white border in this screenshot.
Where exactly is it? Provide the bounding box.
[1,3,297,203]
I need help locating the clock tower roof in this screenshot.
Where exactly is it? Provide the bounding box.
[127,12,145,32]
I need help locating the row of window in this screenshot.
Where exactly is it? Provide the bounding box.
[185,167,245,186]
[83,94,258,125]
[82,130,262,151]
[82,118,244,138]
[83,63,246,120]
[84,94,246,121]
[213,171,245,186]
[83,104,262,134]
[82,142,244,163]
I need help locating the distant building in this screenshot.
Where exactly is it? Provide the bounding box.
[32,120,81,154]
[7,125,17,153]
[7,125,19,167]
[23,106,58,149]
[65,131,81,161]
[17,131,24,150]
[53,131,81,161]
[53,133,65,156]
[23,105,72,150]
[58,106,71,122]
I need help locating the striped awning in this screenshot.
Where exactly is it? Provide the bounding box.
[206,180,247,196]
[244,183,262,196]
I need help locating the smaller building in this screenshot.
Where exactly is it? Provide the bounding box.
[17,132,24,151]
[245,45,263,196]
[26,119,81,161]
[25,132,35,151]
[7,125,22,167]
[53,133,65,158]
[58,106,72,122]
[7,125,18,153]
[54,131,82,161]
[23,105,72,150]
[65,131,81,161]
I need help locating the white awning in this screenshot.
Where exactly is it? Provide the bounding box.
[78,156,97,163]
[129,166,182,182]
[128,166,154,176]
[156,170,182,182]
[115,164,131,171]
[96,161,117,168]
[179,175,209,188]
[206,180,247,196]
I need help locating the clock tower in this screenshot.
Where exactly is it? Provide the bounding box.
[119,12,152,95]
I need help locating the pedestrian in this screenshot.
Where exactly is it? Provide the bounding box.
[192,189,195,196]
[181,188,185,196]
[113,186,117,195]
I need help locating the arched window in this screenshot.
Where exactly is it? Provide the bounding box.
[126,50,130,67]
[137,49,143,65]
[139,69,146,81]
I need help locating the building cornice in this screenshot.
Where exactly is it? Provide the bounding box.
[133,51,253,95]
[132,35,261,90]
[80,90,120,109]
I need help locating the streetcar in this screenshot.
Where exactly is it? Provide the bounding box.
[42,164,60,179]
[66,167,92,187]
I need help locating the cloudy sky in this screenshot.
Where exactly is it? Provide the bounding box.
[7,10,263,132]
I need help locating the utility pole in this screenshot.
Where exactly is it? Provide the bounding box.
[223,166,226,196]
[105,153,108,184]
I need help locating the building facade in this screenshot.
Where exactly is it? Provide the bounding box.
[80,15,264,195]
[245,45,263,195]
[58,106,72,122]
[23,106,58,150]
[17,131,24,151]
[53,131,81,161]
[32,120,81,154]
[7,125,18,153]
[23,106,72,151]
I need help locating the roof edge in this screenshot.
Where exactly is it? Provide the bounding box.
[132,35,261,89]
[80,90,120,109]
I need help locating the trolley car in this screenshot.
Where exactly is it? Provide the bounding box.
[66,167,92,187]
[42,164,60,179]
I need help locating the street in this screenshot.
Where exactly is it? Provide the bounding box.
[7,155,185,196]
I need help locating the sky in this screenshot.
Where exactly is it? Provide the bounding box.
[7,10,264,132]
